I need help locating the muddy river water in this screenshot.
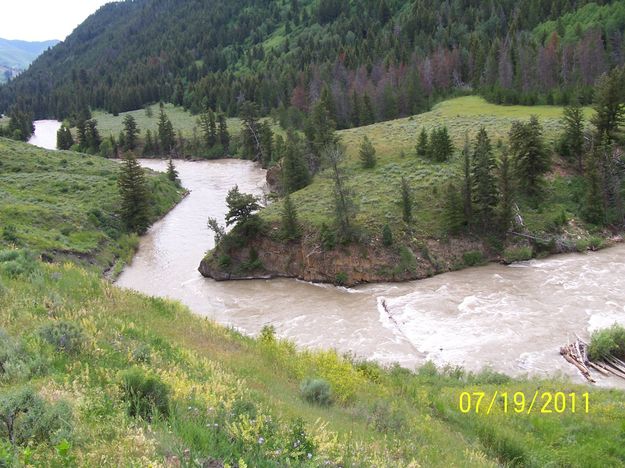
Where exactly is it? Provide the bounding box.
[110,159,625,386]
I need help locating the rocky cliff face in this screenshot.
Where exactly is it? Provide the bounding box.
[198,232,491,286]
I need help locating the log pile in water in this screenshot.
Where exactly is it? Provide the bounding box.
[560,337,625,382]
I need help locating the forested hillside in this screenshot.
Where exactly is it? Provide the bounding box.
[1,0,624,123]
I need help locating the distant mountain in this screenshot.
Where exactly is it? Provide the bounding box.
[0,38,59,83]
[1,0,624,121]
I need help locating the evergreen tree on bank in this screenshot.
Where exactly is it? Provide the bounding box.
[471,128,498,230]
[56,125,74,150]
[281,195,300,240]
[123,115,140,151]
[359,135,377,169]
[157,107,176,154]
[509,116,550,200]
[118,153,150,234]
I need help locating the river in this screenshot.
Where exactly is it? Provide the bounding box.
[26,125,625,385]
[114,159,625,386]
[28,120,61,150]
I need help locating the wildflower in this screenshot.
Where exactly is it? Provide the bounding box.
[307,453,312,459]
[258,437,265,445]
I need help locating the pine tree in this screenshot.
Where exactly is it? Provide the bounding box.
[157,108,175,154]
[461,134,473,224]
[123,115,140,150]
[143,129,155,156]
[400,176,413,224]
[281,195,300,240]
[326,144,357,243]
[56,125,74,150]
[76,120,87,151]
[166,158,179,185]
[359,135,377,169]
[591,67,625,141]
[118,152,150,234]
[561,101,585,173]
[498,150,514,235]
[360,93,375,125]
[416,127,429,158]
[443,183,465,235]
[429,127,454,162]
[583,142,605,225]
[259,122,273,168]
[471,128,498,230]
[217,114,230,152]
[240,101,262,161]
[225,185,261,227]
[509,116,550,200]
[305,100,337,172]
[85,119,101,154]
[282,132,310,194]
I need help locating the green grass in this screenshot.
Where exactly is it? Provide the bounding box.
[0,138,184,271]
[91,103,282,142]
[1,255,624,466]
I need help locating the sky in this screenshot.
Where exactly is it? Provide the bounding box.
[2,1,115,42]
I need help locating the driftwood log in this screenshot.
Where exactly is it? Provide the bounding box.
[560,337,625,382]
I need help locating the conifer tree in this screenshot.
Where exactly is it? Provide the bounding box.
[583,142,605,225]
[509,116,550,200]
[282,132,310,194]
[561,101,585,173]
[217,114,230,152]
[360,93,375,126]
[56,125,74,150]
[591,67,625,141]
[471,128,498,230]
[498,150,514,235]
[166,158,179,185]
[123,115,140,151]
[326,144,357,242]
[281,195,300,240]
[240,101,262,161]
[400,176,413,224]
[143,129,155,156]
[359,135,377,169]
[118,152,150,234]
[305,100,337,172]
[461,134,473,223]
[428,127,454,162]
[443,183,465,234]
[85,119,101,154]
[157,108,175,154]
[76,120,87,151]
[416,127,429,158]
[259,122,274,168]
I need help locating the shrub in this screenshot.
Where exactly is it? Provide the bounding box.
[368,400,406,433]
[502,246,533,263]
[300,379,332,406]
[1,225,18,244]
[589,324,625,361]
[286,418,315,461]
[120,367,170,420]
[462,250,485,266]
[0,386,72,446]
[382,224,393,246]
[334,272,348,286]
[319,223,336,250]
[397,246,417,273]
[0,330,31,382]
[131,344,151,363]
[38,321,85,354]
[0,250,36,278]
[259,325,276,343]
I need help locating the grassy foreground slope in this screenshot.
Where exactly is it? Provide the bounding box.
[0,138,184,272]
[2,257,625,466]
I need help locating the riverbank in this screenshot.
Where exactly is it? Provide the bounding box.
[199,223,619,286]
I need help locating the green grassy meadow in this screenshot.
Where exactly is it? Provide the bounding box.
[261,96,595,243]
[0,138,184,272]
